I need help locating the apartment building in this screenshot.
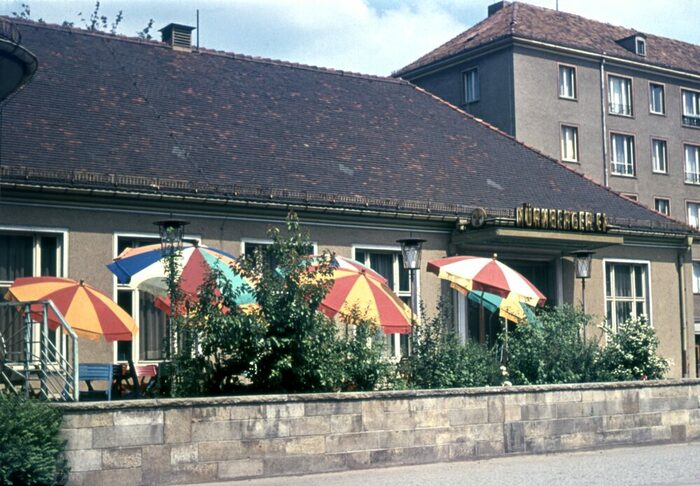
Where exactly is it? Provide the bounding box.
[395,1,700,368]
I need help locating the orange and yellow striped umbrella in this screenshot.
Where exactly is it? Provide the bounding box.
[320,256,412,334]
[5,277,138,341]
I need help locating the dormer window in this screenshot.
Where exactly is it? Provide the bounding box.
[636,37,646,56]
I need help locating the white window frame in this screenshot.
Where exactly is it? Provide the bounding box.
[635,37,646,56]
[112,232,200,364]
[654,198,670,216]
[610,133,635,176]
[608,75,633,116]
[685,144,700,185]
[692,262,700,294]
[560,125,579,162]
[651,139,668,174]
[352,244,414,359]
[681,88,700,127]
[558,65,577,99]
[649,83,665,115]
[687,202,700,230]
[0,226,68,363]
[463,68,479,104]
[603,259,652,333]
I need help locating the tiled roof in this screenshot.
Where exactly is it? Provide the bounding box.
[0,18,689,233]
[396,2,700,78]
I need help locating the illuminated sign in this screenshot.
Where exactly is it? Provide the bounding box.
[515,204,608,233]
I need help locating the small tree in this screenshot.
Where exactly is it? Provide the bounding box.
[400,303,501,389]
[506,305,600,385]
[597,316,669,381]
[239,213,344,392]
[337,308,395,391]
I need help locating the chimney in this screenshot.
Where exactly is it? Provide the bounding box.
[488,1,511,17]
[159,23,196,52]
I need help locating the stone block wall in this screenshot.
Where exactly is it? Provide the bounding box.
[57,380,700,485]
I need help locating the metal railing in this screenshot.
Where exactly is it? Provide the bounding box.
[0,18,21,45]
[0,300,79,401]
[685,172,700,185]
[609,102,632,116]
[682,115,700,128]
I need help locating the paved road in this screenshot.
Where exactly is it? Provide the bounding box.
[228,442,700,486]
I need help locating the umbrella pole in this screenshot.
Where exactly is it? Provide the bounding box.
[503,318,508,365]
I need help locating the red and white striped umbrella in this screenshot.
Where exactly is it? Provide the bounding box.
[427,255,546,308]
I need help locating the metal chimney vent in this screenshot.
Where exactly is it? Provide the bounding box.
[159,23,196,52]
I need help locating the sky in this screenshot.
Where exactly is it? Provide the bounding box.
[3,0,699,76]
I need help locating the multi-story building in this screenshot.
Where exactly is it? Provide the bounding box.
[395,0,700,372]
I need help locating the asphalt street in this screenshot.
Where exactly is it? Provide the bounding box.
[225,442,700,486]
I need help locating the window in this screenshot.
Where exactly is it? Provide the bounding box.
[682,89,700,127]
[463,68,479,103]
[0,230,64,362]
[610,133,635,176]
[354,247,410,357]
[651,139,668,173]
[693,262,700,294]
[685,144,700,184]
[649,83,665,114]
[559,65,576,99]
[688,202,700,230]
[115,237,167,362]
[636,38,646,56]
[621,193,638,202]
[605,261,650,332]
[654,198,670,216]
[241,239,315,267]
[560,125,579,161]
[608,75,632,116]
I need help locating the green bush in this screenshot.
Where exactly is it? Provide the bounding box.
[0,393,68,485]
[505,305,600,385]
[337,309,395,391]
[597,316,669,381]
[401,304,501,389]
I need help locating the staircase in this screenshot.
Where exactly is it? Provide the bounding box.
[0,300,79,401]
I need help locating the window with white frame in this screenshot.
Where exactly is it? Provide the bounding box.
[605,261,650,331]
[559,65,576,99]
[0,230,64,361]
[687,202,700,230]
[463,68,479,103]
[115,237,168,362]
[560,125,579,161]
[685,144,700,184]
[635,38,646,56]
[610,133,635,176]
[682,89,700,127]
[654,198,670,216]
[354,247,410,357]
[693,262,700,294]
[649,83,664,114]
[651,139,668,173]
[608,75,632,116]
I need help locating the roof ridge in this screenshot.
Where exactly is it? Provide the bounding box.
[5,15,406,86]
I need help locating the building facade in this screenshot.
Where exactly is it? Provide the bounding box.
[395,0,700,374]
[0,18,696,377]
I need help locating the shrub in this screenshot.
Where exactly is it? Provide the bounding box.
[0,393,68,485]
[505,305,600,385]
[239,213,345,392]
[597,316,669,381]
[337,308,395,391]
[401,304,501,389]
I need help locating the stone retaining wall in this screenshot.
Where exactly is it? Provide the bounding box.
[57,380,700,485]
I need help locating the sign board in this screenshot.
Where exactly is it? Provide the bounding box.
[515,204,608,233]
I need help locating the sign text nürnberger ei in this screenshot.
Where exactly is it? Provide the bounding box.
[515,204,608,233]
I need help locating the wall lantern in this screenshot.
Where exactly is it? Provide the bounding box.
[571,249,595,340]
[397,238,426,319]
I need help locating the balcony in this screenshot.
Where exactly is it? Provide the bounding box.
[0,18,38,102]
[609,102,632,116]
[682,115,700,128]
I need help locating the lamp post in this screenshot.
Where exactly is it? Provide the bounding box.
[154,219,189,360]
[397,238,426,322]
[571,250,594,341]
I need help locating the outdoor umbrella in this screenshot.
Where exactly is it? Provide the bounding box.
[318,255,412,334]
[4,277,138,341]
[427,254,546,308]
[107,243,256,311]
[454,286,537,323]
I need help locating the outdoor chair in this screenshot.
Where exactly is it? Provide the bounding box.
[134,364,159,396]
[78,363,114,401]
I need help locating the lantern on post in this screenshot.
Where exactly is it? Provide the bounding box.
[397,238,426,319]
[571,249,594,340]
